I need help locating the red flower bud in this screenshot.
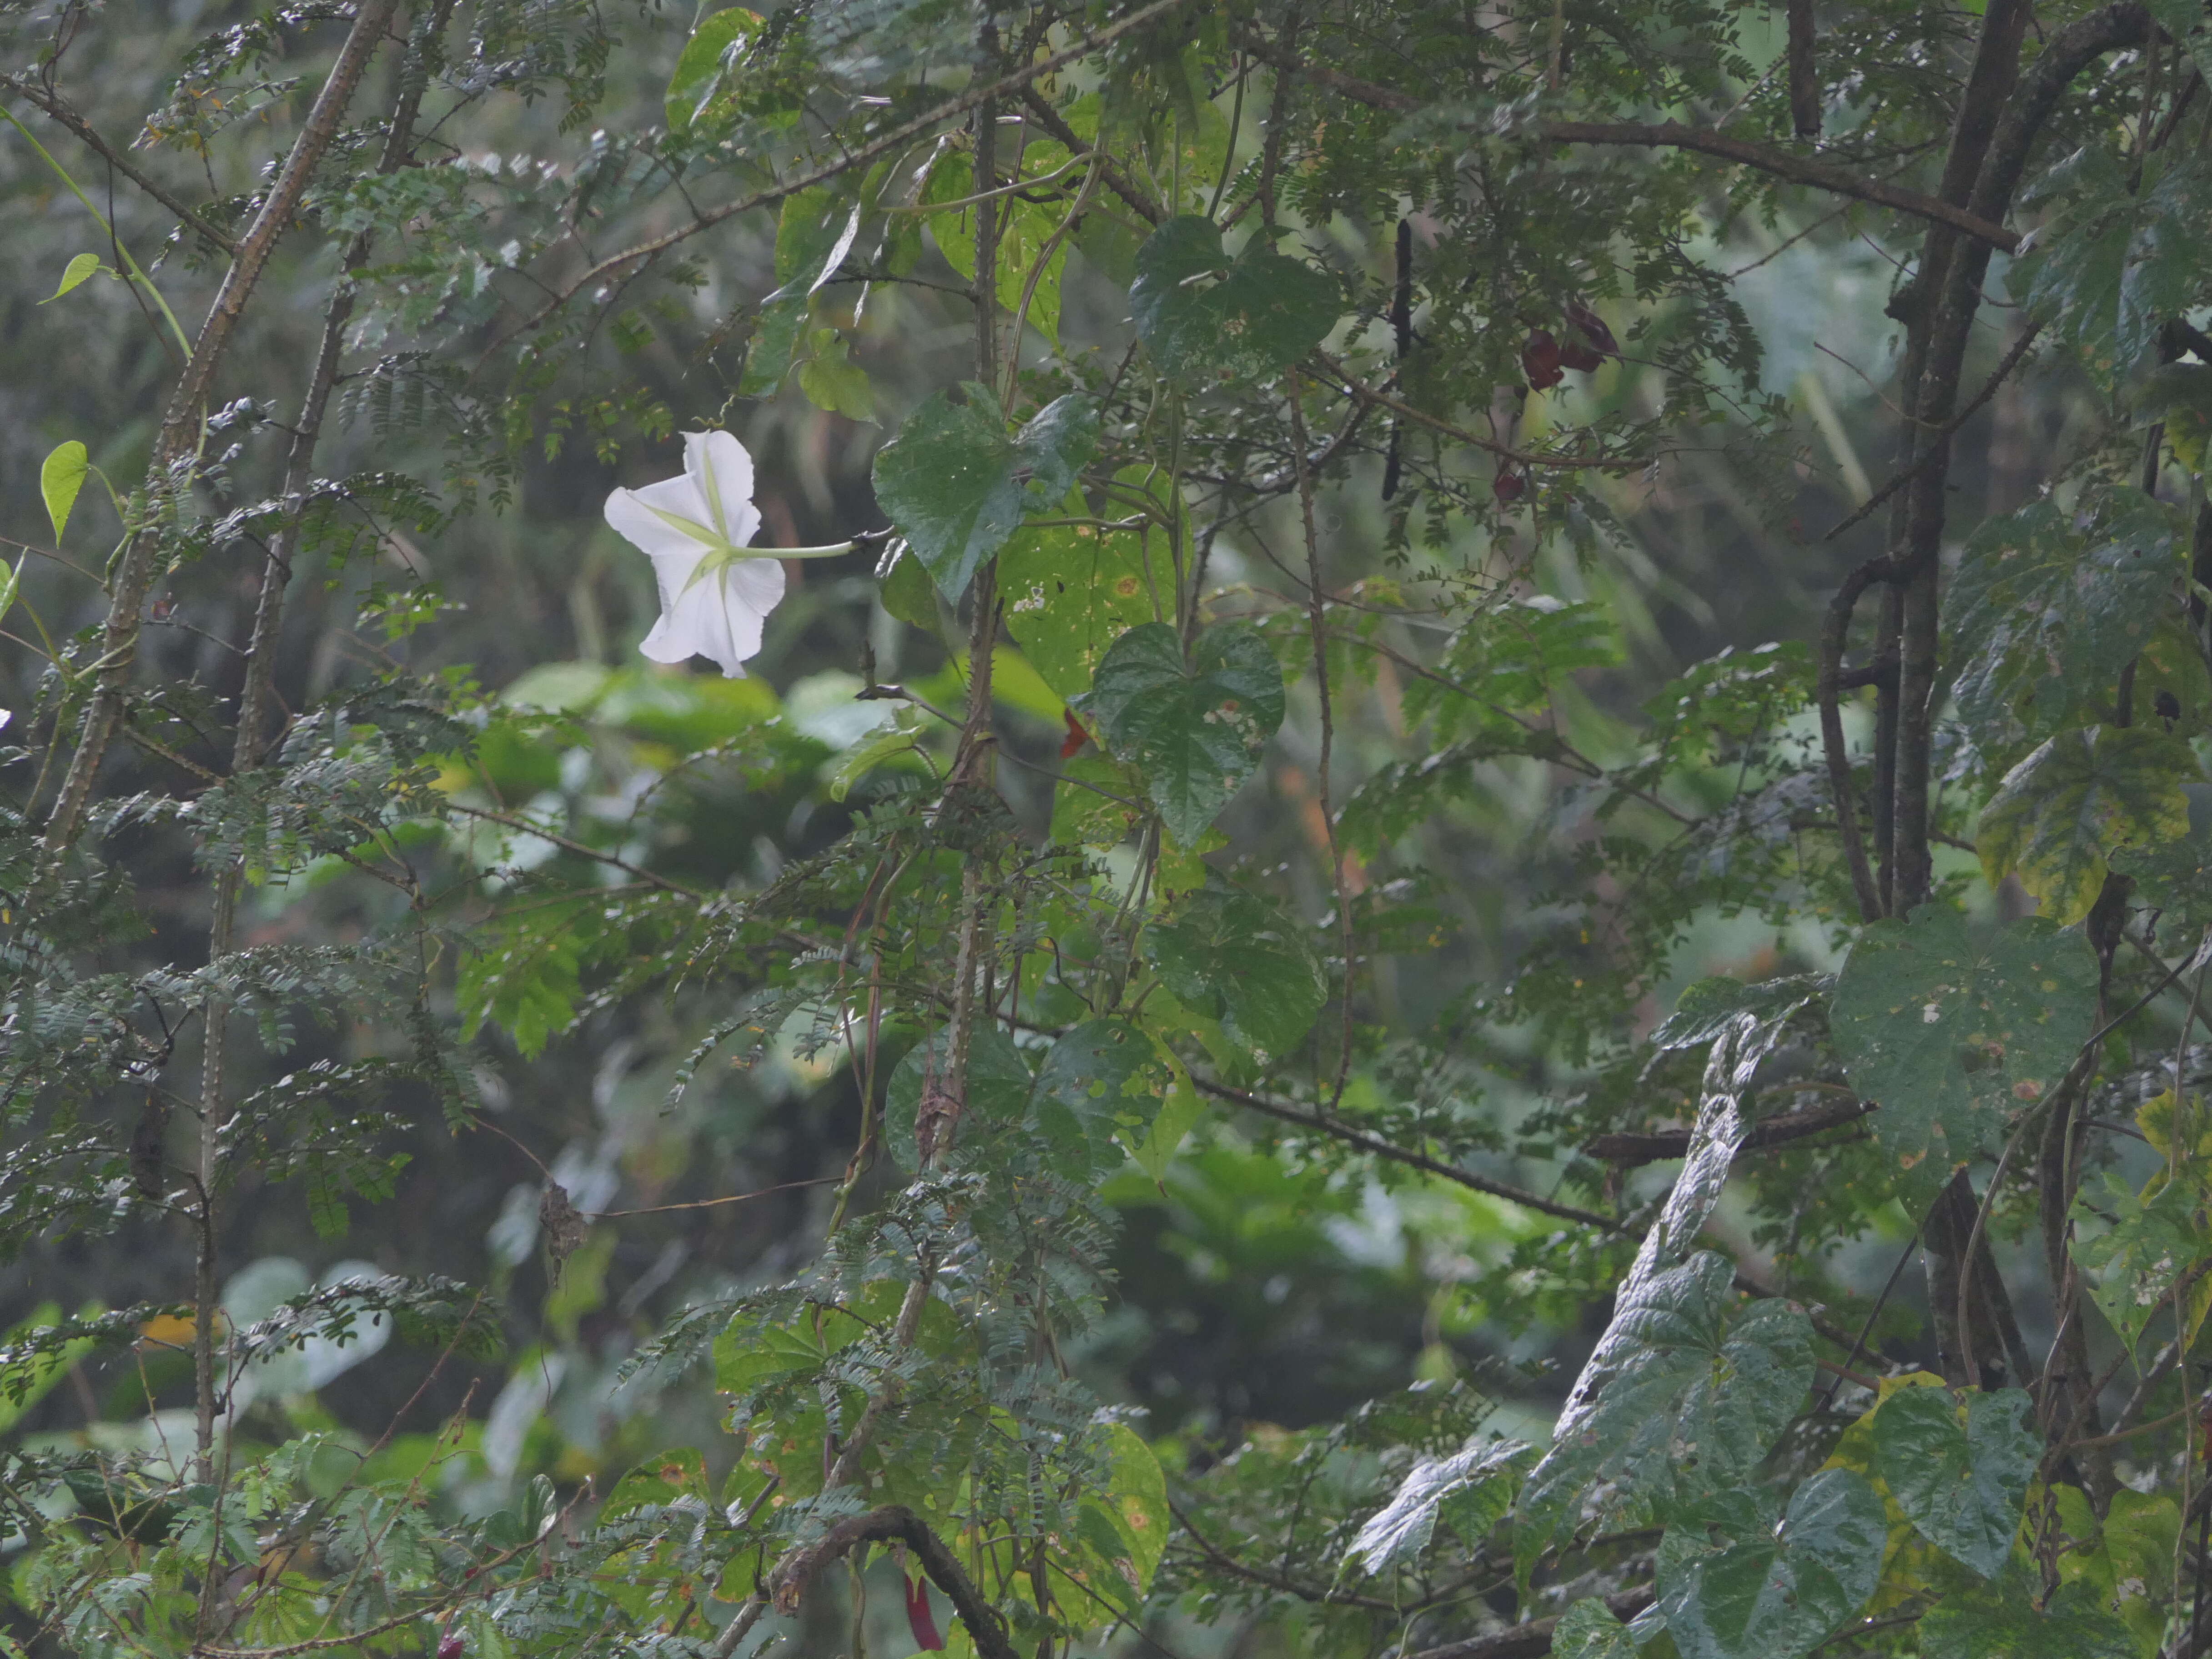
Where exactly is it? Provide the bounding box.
[905,1573,945,1651]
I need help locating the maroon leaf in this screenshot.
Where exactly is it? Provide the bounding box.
[1565,298,1618,358]
[437,1633,464,1659]
[905,1573,945,1651]
[1558,337,1604,372]
[1492,466,1528,506]
[1521,329,1563,390]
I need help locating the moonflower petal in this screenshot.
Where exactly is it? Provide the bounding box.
[642,561,779,676]
[682,430,762,548]
[606,474,713,565]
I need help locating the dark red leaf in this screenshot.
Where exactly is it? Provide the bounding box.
[1492,466,1528,506]
[905,1573,945,1651]
[1521,329,1563,390]
[1558,338,1604,372]
[437,1634,464,1659]
[1059,708,1090,760]
[1565,298,1618,358]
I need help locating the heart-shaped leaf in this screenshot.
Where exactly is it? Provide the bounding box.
[41,440,88,543]
[1870,1385,2039,1579]
[872,387,1098,598]
[1072,621,1284,845]
[1656,1469,1886,1659]
[1129,217,1341,384]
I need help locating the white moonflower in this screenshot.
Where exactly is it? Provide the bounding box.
[604,430,852,678]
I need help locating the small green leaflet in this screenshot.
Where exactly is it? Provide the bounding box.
[0,556,20,627]
[1515,1253,1815,1560]
[1550,1599,1642,1659]
[1128,216,1342,384]
[1072,621,1285,845]
[1946,491,2185,755]
[1655,1471,1886,1659]
[2069,1170,2212,1362]
[1830,911,2096,1206]
[45,253,105,301]
[1141,878,1324,1068]
[1346,1437,1530,1575]
[1917,1566,2137,1659]
[41,441,88,543]
[1977,725,2196,925]
[1869,1385,2039,1579]
[871,387,1098,599]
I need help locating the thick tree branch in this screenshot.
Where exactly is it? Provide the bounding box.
[1583,1096,1875,1166]
[766,1506,1017,1659]
[1535,124,2018,250]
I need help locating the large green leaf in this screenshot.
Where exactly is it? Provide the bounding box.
[1870,1385,2038,1579]
[1830,911,2096,1206]
[998,483,1163,701]
[1655,1470,1887,1659]
[1977,725,2195,925]
[1947,492,2185,755]
[1027,1018,1169,1180]
[1140,876,1325,1066]
[1919,1567,2137,1659]
[872,387,1098,599]
[1128,216,1342,384]
[1347,1438,1530,1576]
[1072,621,1285,845]
[1516,1252,1815,1553]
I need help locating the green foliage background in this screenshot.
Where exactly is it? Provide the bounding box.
[3,0,2211,1656]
